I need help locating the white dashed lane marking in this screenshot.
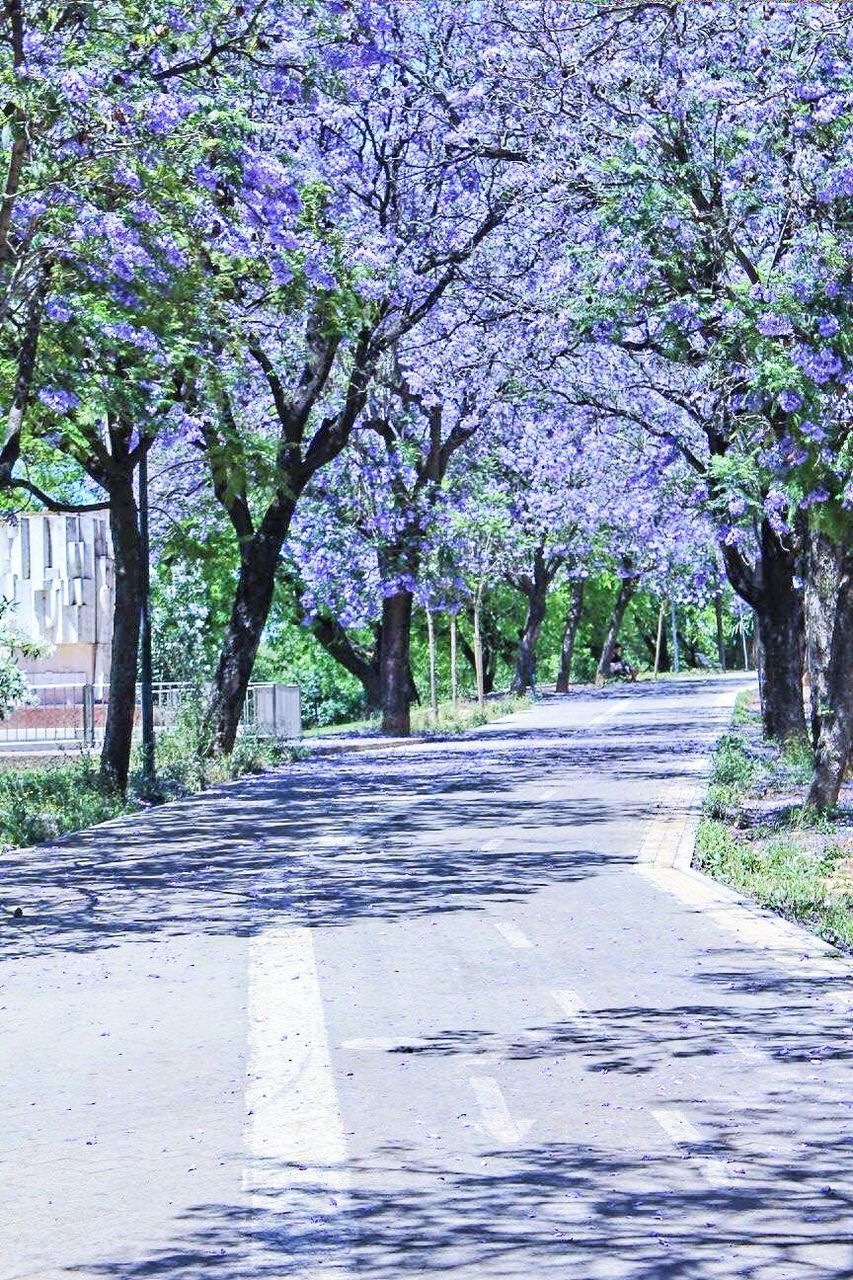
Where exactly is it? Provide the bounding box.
[469,1076,533,1144]
[651,1107,731,1189]
[550,988,591,1020]
[492,920,533,949]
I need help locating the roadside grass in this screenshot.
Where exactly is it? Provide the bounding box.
[411,694,529,735]
[0,754,131,849]
[695,690,853,954]
[304,693,530,738]
[0,692,526,851]
[0,703,297,852]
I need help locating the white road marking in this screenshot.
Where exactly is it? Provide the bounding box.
[244,925,349,1275]
[588,703,625,728]
[652,1108,730,1189]
[642,865,853,997]
[652,1108,701,1144]
[550,988,590,1020]
[341,1036,425,1052]
[695,1157,732,1190]
[492,920,533,949]
[730,1038,766,1065]
[469,1076,532,1144]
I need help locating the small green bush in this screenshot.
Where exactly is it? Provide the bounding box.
[0,755,131,849]
[712,732,759,789]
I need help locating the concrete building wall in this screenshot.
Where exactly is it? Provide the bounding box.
[0,512,114,691]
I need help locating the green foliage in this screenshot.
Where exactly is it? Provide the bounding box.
[0,754,131,848]
[254,611,367,727]
[409,694,530,736]
[695,818,853,953]
[731,690,760,728]
[713,733,760,789]
[150,692,288,794]
[151,561,217,683]
[0,700,294,851]
[0,598,44,720]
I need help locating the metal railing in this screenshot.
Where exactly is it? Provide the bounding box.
[0,680,301,748]
[0,683,96,746]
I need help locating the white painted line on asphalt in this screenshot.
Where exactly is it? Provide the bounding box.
[731,1038,766,1065]
[469,1076,532,1144]
[341,1036,426,1052]
[492,920,533,949]
[550,988,590,1020]
[651,1108,730,1189]
[695,1157,732,1190]
[244,924,349,1268]
[652,1107,701,1144]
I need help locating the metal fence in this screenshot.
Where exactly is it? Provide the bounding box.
[0,681,301,748]
[146,681,301,741]
[0,683,96,746]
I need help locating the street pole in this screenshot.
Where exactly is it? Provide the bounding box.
[138,444,155,792]
[653,600,665,678]
[715,593,726,671]
[670,601,680,674]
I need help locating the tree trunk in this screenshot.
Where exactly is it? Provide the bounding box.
[380,588,414,735]
[509,547,560,695]
[721,519,805,741]
[555,580,585,693]
[473,589,486,710]
[653,601,665,678]
[595,576,636,686]
[100,478,143,793]
[753,527,806,742]
[511,589,547,694]
[208,504,293,754]
[805,530,853,810]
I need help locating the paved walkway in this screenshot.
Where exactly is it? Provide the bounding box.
[1,676,851,1279]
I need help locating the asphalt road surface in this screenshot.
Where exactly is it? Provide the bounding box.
[1,676,851,1279]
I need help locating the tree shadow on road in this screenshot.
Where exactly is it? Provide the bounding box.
[74,1115,852,1278]
[0,712,715,959]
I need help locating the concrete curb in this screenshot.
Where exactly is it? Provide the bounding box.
[636,686,853,994]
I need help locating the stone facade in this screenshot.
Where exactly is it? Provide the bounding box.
[0,512,114,692]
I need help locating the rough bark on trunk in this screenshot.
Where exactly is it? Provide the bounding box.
[473,589,486,710]
[595,575,636,686]
[100,479,143,793]
[450,612,458,708]
[555,580,585,693]
[754,528,806,742]
[511,588,547,694]
[721,519,806,742]
[380,589,415,735]
[509,547,561,695]
[805,530,853,810]
[208,504,293,754]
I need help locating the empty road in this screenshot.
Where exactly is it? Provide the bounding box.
[1,676,851,1279]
